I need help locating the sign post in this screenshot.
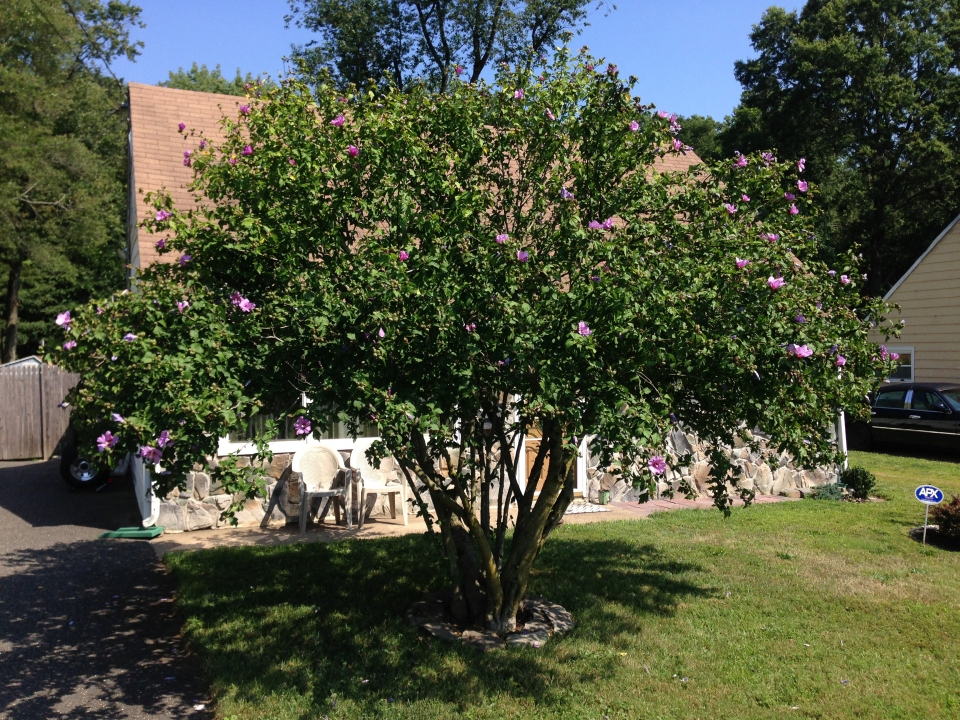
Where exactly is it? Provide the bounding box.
[915,485,945,545]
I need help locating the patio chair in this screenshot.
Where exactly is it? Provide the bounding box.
[292,445,352,534]
[351,438,408,528]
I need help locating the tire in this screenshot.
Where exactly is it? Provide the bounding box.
[847,423,872,452]
[59,445,110,489]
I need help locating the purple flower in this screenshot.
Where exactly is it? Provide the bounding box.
[62,340,77,350]
[496,233,508,244]
[228,157,238,165]
[123,333,137,342]
[736,258,750,269]
[464,322,477,332]
[182,150,191,167]
[795,314,806,324]
[672,137,683,151]
[155,209,172,221]
[112,413,125,423]
[648,456,667,475]
[231,292,255,312]
[455,65,464,76]
[347,145,359,157]
[828,270,837,276]
[560,187,574,200]
[836,355,847,367]
[602,218,614,230]
[735,154,748,168]
[96,306,103,315]
[840,274,851,284]
[514,89,524,99]
[155,239,166,251]
[289,158,296,166]
[178,122,186,132]
[378,327,385,338]
[140,446,162,464]
[767,276,785,290]
[880,346,889,360]
[588,220,602,229]
[577,321,591,337]
[629,120,640,132]
[669,413,679,424]
[96,431,118,453]
[330,114,345,127]
[241,145,253,156]
[157,430,173,449]
[741,194,750,202]
[177,300,189,313]
[798,181,808,192]
[761,233,780,243]
[761,152,775,166]
[788,204,799,215]
[784,192,796,201]
[798,158,806,172]
[787,344,813,358]
[199,139,207,150]
[239,105,250,115]
[294,416,312,436]
[724,203,737,215]
[517,250,529,262]
[56,311,71,328]
[399,250,409,261]
[607,64,618,75]
[546,108,556,121]
[891,352,900,361]
[179,254,192,266]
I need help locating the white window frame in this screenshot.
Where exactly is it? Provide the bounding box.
[884,345,915,383]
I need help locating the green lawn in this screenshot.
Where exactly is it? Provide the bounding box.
[167,450,960,719]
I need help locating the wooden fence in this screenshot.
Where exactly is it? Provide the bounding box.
[0,363,79,461]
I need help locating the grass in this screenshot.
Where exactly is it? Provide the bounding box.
[167,450,960,719]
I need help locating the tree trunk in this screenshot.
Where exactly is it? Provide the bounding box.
[2,259,22,363]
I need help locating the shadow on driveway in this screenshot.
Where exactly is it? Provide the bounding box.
[0,460,209,718]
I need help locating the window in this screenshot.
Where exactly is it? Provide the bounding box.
[884,346,914,382]
[941,389,960,412]
[228,414,379,442]
[874,388,908,409]
[909,390,943,411]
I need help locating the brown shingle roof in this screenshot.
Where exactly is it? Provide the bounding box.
[128,83,242,270]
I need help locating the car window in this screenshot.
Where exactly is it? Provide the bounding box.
[911,391,941,411]
[875,388,907,409]
[940,389,960,412]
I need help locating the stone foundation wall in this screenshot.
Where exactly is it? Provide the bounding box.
[586,428,839,504]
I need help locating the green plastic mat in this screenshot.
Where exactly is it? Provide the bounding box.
[98,526,165,539]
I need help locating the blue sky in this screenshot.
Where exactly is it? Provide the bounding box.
[112,1,799,120]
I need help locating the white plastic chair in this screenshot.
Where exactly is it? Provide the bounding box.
[351,438,408,527]
[292,446,352,533]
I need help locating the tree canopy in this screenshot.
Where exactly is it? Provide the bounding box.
[59,50,893,633]
[719,0,960,296]
[0,0,141,362]
[285,0,611,91]
[160,62,272,96]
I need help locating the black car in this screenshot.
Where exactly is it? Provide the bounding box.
[846,382,960,452]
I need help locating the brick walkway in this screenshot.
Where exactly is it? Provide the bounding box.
[150,494,799,558]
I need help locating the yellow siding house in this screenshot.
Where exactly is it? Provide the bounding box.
[874,214,960,383]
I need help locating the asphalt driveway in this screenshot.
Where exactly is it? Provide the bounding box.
[0,460,209,719]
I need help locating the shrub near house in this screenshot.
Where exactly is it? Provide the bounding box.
[56,50,894,633]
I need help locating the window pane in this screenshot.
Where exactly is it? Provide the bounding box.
[940,390,960,412]
[875,389,907,408]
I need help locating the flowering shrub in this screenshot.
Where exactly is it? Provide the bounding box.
[56,49,895,632]
[930,495,960,541]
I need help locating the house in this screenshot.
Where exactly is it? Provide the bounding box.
[128,83,832,530]
[872,213,960,383]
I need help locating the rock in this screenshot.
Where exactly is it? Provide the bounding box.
[755,464,774,494]
[600,473,618,491]
[692,462,712,491]
[183,499,215,531]
[738,477,755,492]
[506,630,549,648]
[233,500,266,526]
[163,487,179,501]
[205,455,219,470]
[193,472,211,499]
[267,453,293,480]
[587,477,600,503]
[206,493,232,510]
[461,630,504,651]
[610,479,629,502]
[523,597,576,635]
[422,621,461,642]
[785,490,802,499]
[743,461,757,479]
[669,428,693,456]
[157,502,184,532]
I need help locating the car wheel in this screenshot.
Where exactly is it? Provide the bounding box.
[847,423,872,451]
[59,445,110,489]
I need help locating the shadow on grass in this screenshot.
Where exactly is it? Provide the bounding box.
[167,532,711,714]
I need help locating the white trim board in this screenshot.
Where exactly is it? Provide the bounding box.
[884,211,960,301]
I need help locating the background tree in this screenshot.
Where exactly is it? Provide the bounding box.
[0,0,141,362]
[285,0,611,91]
[675,114,723,163]
[719,0,960,296]
[58,51,893,634]
[160,62,273,96]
